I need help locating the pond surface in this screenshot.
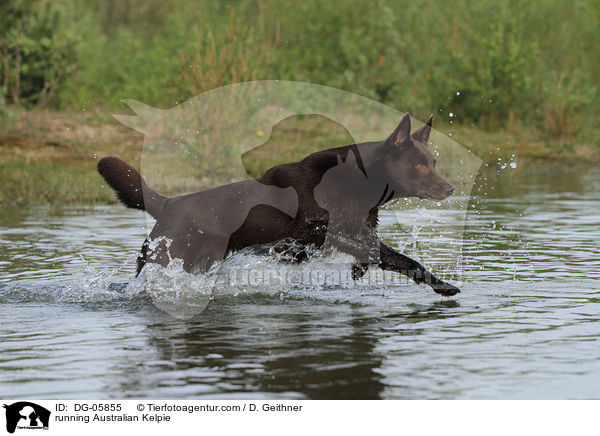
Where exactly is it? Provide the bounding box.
[1,164,599,399]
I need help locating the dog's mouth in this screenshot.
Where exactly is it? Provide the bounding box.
[417,191,453,201]
[416,183,456,201]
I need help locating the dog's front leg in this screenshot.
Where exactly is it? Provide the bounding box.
[324,232,380,281]
[378,243,460,296]
[326,231,380,264]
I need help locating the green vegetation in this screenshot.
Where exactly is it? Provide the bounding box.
[0,0,598,205]
[3,0,598,135]
[2,109,596,207]
[0,109,140,206]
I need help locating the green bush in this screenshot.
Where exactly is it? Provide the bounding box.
[440,4,537,127]
[0,0,80,107]
[0,0,597,139]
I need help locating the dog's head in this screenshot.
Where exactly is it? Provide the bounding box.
[376,114,455,201]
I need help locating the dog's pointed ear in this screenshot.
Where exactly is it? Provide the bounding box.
[384,113,411,147]
[412,114,433,144]
[344,150,358,168]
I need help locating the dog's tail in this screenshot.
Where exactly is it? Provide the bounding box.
[97,156,166,218]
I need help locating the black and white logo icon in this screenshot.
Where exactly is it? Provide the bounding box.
[3,402,50,434]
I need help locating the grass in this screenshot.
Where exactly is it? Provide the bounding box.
[0,109,140,206]
[0,107,598,207]
[444,123,600,163]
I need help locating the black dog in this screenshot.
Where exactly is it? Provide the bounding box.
[98,113,459,296]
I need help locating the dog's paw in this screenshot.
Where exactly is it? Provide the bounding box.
[431,282,460,297]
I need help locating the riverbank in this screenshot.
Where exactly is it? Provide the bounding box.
[1,109,598,206]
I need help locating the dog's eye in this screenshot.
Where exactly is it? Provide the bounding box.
[416,164,429,174]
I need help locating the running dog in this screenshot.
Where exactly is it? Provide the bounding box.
[98,114,459,296]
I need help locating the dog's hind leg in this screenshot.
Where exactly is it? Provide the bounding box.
[271,238,309,263]
[378,242,460,296]
[351,262,370,280]
[185,235,230,273]
[136,239,149,277]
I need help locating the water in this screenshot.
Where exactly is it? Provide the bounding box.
[1,164,599,399]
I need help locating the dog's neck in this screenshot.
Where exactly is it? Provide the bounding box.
[354,142,396,206]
